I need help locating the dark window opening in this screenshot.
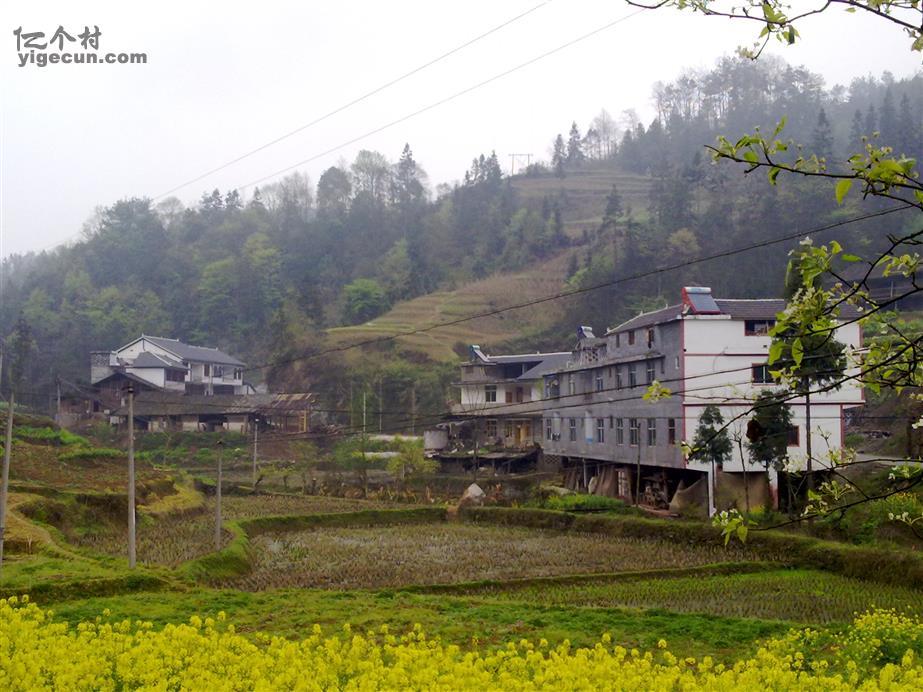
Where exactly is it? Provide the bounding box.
[745,319,775,336]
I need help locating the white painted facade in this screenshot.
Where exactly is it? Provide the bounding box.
[91,335,247,395]
[681,311,862,475]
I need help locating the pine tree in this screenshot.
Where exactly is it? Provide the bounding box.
[689,405,733,514]
[810,107,834,165]
[566,122,585,166]
[603,185,623,223]
[746,390,794,472]
[880,88,897,143]
[864,104,878,135]
[552,134,566,178]
[849,109,863,147]
[897,94,921,157]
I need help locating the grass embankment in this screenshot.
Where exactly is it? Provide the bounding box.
[462,506,923,588]
[48,588,789,660]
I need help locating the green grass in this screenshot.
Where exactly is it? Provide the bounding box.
[13,426,88,446]
[530,492,637,513]
[58,447,124,461]
[46,588,790,659]
[430,568,923,625]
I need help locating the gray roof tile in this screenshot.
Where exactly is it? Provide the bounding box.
[143,336,245,366]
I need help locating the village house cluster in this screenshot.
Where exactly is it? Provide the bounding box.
[442,286,863,515]
[63,335,314,434]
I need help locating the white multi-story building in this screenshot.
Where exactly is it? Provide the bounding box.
[91,335,249,397]
[541,287,863,512]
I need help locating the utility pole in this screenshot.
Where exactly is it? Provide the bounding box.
[361,390,368,497]
[215,439,224,551]
[55,376,61,425]
[251,415,260,488]
[472,419,479,483]
[0,345,11,578]
[127,384,136,569]
[410,385,416,436]
[508,153,533,176]
[349,380,354,429]
[378,376,383,433]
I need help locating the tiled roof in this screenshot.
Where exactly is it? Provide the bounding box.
[608,305,683,334]
[518,353,572,380]
[130,352,186,369]
[142,336,245,366]
[112,392,313,417]
[608,299,861,333]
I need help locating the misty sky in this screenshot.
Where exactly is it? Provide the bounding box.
[1,1,920,258]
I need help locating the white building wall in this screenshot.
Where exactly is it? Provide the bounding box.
[682,317,862,474]
[124,367,165,388]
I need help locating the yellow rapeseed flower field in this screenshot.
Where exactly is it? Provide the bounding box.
[2,597,922,690]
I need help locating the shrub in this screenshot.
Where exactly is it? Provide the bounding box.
[12,426,88,446]
[538,493,633,513]
[58,447,124,462]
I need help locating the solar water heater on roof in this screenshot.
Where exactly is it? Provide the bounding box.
[682,287,722,315]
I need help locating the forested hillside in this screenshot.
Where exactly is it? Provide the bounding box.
[1,56,920,420]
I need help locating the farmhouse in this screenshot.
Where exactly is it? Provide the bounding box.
[451,345,570,449]
[540,286,863,513]
[90,335,252,402]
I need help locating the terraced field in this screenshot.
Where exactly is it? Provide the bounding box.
[327,251,578,361]
[325,165,652,362]
[224,523,760,591]
[512,166,653,237]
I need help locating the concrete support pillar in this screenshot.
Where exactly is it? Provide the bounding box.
[767,468,780,510]
[706,464,716,517]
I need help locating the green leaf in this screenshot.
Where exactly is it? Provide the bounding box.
[768,340,784,365]
[772,117,787,137]
[841,254,861,262]
[743,150,759,164]
[835,178,853,205]
[792,338,804,367]
[768,166,781,185]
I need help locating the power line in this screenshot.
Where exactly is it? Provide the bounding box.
[234,8,647,192]
[245,204,911,373]
[153,1,553,200]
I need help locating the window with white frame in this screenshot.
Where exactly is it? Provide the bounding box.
[569,418,577,442]
[485,385,497,402]
[596,418,605,443]
[616,418,624,445]
[629,418,640,446]
[647,418,657,446]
